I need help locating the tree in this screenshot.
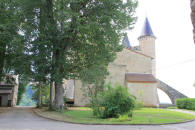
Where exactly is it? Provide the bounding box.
[17,76,28,105]
[0,0,33,94]
[32,84,50,106]
[19,0,138,110]
[49,0,138,109]
[17,0,53,108]
[0,0,24,80]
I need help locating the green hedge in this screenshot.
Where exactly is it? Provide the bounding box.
[176,98,195,110]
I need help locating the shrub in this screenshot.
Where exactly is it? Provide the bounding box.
[135,100,144,110]
[176,98,195,110]
[91,84,135,119]
[116,114,131,122]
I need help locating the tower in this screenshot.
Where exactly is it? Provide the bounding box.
[138,17,156,76]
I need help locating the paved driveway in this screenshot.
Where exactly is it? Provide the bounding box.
[0,107,195,130]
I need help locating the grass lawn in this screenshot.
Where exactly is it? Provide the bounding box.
[38,108,195,124]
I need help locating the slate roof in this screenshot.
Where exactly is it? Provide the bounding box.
[138,17,156,39]
[125,73,157,83]
[123,35,131,48]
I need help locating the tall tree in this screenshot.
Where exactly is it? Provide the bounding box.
[0,0,24,80]
[19,0,138,109]
[19,0,53,107]
[47,0,138,109]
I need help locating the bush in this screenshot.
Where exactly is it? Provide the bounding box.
[176,98,195,110]
[91,84,135,119]
[135,100,144,110]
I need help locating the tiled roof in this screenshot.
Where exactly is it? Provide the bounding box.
[125,73,157,83]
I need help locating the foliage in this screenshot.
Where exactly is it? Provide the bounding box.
[32,84,50,106]
[18,0,138,108]
[91,84,135,118]
[116,114,131,122]
[1,0,138,109]
[19,86,36,106]
[135,100,144,110]
[176,98,195,110]
[17,81,27,105]
[0,0,31,81]
[39,108,195,124]
[0,0,33,106]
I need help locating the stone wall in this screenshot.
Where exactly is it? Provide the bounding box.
[63,79,74,100]
[74,64,127,106]
[138,36,156,76]
[74,80,91,106]
[113,49,152,74]
[127,82,159,107]
[139,36,156,58]
[0,75,18,107]
[105,63,126,86]
[12,75,18,106]
[73,48,156,107]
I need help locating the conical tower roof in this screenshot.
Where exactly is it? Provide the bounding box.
[123,35,131,48]
[138,17,156,39]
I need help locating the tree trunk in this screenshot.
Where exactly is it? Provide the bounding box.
[46,0,65,110]
[54,82,64,110]
[49,81,54,109]
[0,43,6,81]
[37,85,42,108]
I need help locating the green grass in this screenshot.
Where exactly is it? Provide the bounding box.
[41,108,195,124]
[166,107,178,109]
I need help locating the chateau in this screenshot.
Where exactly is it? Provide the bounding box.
[64,17,160,107]
[62,17,187,107]
[0,18,186,108]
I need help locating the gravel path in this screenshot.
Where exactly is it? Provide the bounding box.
[0,107,195,130]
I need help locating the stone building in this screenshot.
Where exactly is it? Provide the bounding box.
[63,17,159,107]
[64,17,187,107]
[0,75,18,107]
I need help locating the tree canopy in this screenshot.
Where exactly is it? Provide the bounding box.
[1,0,138,109]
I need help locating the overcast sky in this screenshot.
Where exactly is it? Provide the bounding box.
[128,0,195,103]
